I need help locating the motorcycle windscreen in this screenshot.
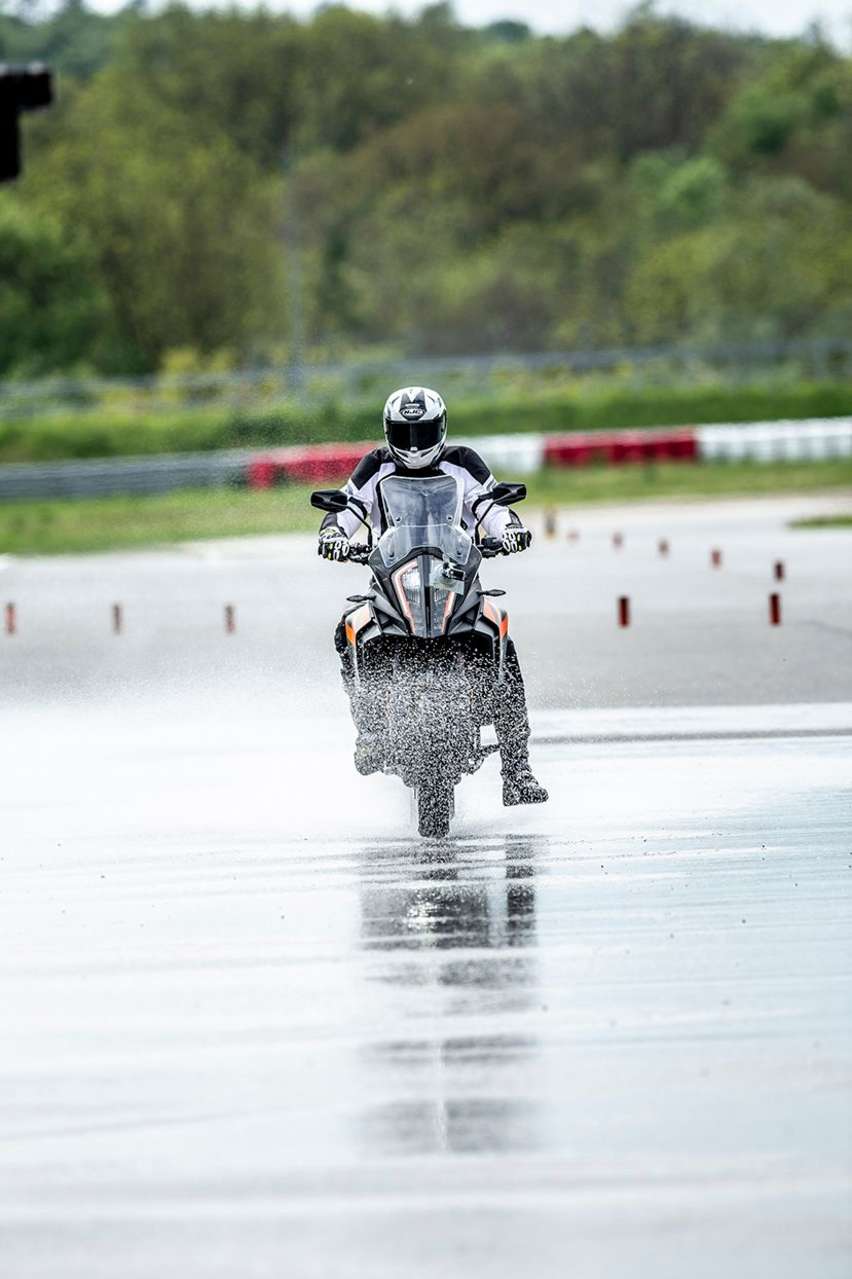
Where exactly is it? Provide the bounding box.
[378,475,472,569]
[391,554,457,637]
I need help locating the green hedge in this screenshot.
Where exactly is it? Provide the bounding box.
[2,381,851,464]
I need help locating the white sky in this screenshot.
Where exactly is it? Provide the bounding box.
[80,0,852,44]
[403,0,850,42]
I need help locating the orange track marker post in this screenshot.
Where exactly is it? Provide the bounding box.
[658,538,669,557]
[711,548,722,569]
[4,602,15,636]
[111,603,123,635]
[618,596,630,627]
[544,509,558,540]
[769,593,782,626]
[774,561,785,581]
[612,531,624,550]
[225,604,236,634]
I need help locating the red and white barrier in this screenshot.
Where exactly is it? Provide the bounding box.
[244,428,695,487]
[244,417,852,488]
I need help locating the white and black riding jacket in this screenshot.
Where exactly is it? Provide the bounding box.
[321,445,520,542]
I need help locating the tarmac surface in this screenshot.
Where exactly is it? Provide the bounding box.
[1,493,852,709]
[1,493,851,1277]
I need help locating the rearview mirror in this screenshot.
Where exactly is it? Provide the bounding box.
[490,481,526,506]
[310,489,349,513]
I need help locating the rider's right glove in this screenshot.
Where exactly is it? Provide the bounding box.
[318,527,351,561]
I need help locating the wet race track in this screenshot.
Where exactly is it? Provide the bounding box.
[1,495,851,1277]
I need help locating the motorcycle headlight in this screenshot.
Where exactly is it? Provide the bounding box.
[431,585,456,633]
[392,561,423,627]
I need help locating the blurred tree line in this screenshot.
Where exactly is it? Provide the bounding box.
[1,0,851,376]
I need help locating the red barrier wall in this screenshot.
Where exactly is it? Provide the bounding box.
[543,429,696,467]
[246,443,371,489]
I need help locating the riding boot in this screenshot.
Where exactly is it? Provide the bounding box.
[495,640,548,807]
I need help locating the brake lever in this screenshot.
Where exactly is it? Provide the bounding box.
[348,544,371,564]
[479,537,506,558]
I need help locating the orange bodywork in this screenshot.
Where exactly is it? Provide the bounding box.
[345,603,373,647]
[482,599,509,637]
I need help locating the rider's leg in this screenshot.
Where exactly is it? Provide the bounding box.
[494,639,548,806]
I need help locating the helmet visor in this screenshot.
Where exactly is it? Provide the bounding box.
[386,416,445,455]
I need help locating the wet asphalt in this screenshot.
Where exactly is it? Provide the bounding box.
[0,494,850,1276]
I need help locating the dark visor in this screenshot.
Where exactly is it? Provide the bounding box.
[386,417,444,452]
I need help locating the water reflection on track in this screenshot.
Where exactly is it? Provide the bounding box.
[358,838,541,1158]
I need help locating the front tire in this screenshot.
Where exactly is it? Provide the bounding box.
[417,780,453,839]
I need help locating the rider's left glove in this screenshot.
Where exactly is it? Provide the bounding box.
[318,527,351,561]
[502,526,532,554]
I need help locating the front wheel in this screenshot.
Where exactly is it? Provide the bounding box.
[417,780,454,839]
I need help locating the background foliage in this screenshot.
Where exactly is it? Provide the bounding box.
[2,1,852,377]
[3,377,851,462]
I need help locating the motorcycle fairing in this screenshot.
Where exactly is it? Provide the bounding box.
[343,602,371,680]
[340,471,512,697]
[342,571,509,688]
[344,602,373,646]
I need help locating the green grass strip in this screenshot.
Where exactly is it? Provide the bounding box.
[790,514,852,528]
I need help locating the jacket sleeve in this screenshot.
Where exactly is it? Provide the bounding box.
[456,448,517,539]
[319,449,384,540]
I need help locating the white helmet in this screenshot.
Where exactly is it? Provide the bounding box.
[383,386,447,470]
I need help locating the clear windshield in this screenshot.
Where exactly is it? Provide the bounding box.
[377,475,472,568]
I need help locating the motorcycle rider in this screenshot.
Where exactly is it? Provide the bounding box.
[318,386,548,807]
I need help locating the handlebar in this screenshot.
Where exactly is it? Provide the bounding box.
[332,540,506,564]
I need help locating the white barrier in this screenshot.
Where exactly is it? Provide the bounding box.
[455,432,546,475]
[696,418,852,463]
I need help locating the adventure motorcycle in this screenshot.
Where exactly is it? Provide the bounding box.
[311,475,526,838]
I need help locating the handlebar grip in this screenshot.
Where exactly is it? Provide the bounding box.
[348,544,371,564]
[479,537,505,558]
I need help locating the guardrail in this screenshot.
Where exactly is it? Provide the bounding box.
[0,449,252,501]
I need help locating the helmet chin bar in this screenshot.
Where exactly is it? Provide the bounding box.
[389,442,445,470]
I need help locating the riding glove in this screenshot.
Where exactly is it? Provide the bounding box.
[502,526,532,554]
[318,527,351,561]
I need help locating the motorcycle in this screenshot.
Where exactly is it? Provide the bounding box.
[311,474,526,838]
